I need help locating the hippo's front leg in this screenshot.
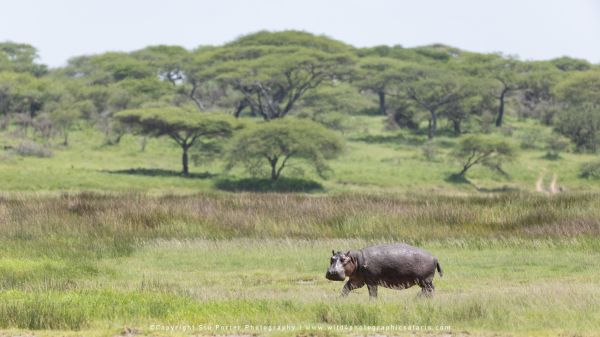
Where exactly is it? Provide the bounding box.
[341,280,364,296]
[367,283,378,298]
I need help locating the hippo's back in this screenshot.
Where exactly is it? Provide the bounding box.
[359,243,437,279]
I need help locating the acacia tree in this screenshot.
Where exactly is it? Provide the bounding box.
[553,70,600,151]
[549,56,592,72]
[0,42,47,76]
[191,32,355,120]
[226,118,344,180]
[294,82,372,131]
[0,71,52,118]
[116,107,236,175]
[132,45,226,111]
[132,45,190,85]
[62,52,154,85]
[355,57,406,115]
[217,47,353,120]
[453,135,515,178]
[517,61,562,122]
[455,53,527,127]
[554,70,600,107]
[390,64,470,139]
[440,92,492,134]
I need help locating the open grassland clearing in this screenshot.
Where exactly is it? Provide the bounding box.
[2,116,600,194]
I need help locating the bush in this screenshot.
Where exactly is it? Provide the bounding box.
[421,141,439,162]
[544,135,571,160]
[554,104,600,152]
[500,125,515,137]
[580,161,600,179]
[215,177,323,192]
[479,113,497,134]
[297,111,350,132]
[519,127,546,150]
[453,135,515,178]
[13,141,53,158]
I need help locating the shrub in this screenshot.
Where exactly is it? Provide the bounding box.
[554,104,600,152]
[13,141,53,158]
[479,113,497,134]
[452,135,515,178]
[215,177,323,192]
[544,135,571,159]
[519,127,546,150]
[580,161,600,179]
[422,141,439,162]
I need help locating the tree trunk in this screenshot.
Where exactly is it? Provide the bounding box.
[453,120,461,134]
[189,82,205,111]
[63,130,68,146]
[182,147,189,175]
[29,98,37,118]
[140,136,147,152]
[378,90,386,115]
[233,99,247,118]
[114,133,123,144]
[270,158,279,181]
[496,88,509,127]
[428,111,437,140]
[458,165,469,177]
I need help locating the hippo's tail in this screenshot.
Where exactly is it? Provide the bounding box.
[436,261,443,277]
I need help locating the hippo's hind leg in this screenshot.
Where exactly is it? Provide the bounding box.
[417,279,435,298]
[341,280,364,297]
[367,283,378,299]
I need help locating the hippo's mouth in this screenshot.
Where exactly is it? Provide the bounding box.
[325,272,345,281]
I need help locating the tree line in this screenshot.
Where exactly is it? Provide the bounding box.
[1,31,599,179]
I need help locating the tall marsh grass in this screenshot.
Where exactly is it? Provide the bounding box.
[1,192,600,334]
[1,192,599,248]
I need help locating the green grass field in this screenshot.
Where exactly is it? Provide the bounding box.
[1,115,599,194]
[1,193,600,336]
[3,241,599,336]
[2,115,600,336]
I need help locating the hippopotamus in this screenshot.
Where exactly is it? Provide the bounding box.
[325,243,443,298]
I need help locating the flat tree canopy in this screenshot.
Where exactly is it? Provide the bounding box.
[190,32,356,120]
[226,118,344,180]
[116,107,236,175]
[355,57,407,115]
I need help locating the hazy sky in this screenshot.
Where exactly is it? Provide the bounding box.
[1,0,599,67]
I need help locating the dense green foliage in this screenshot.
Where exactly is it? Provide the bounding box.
[580,160,600,179]
[226,118,343,180]
[0,31,599,185]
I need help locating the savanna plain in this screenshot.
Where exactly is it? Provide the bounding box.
[2,116,600,337]
[2,31,600,337]
[1,192,600,337]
